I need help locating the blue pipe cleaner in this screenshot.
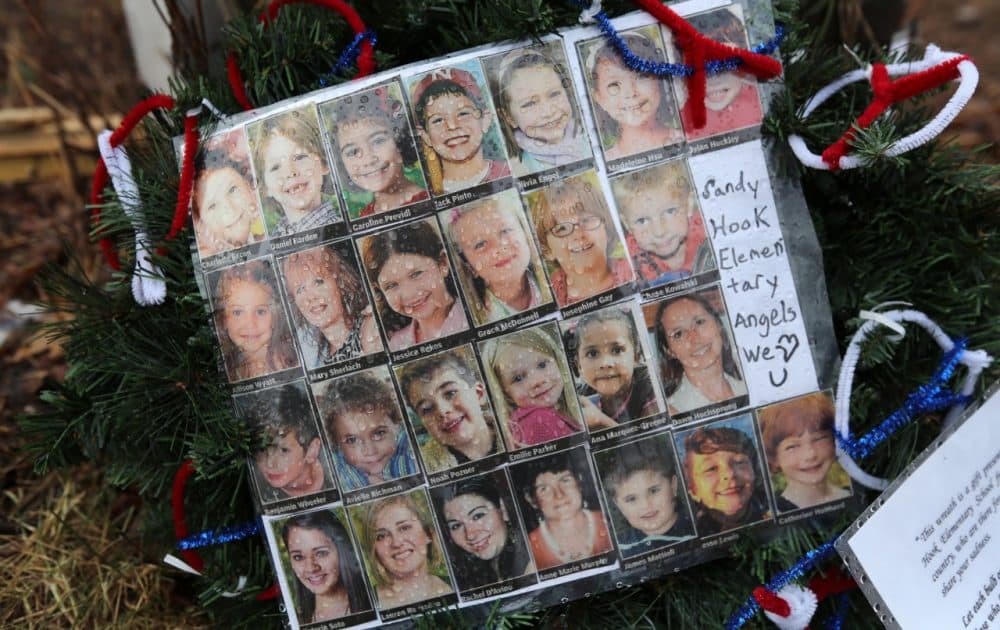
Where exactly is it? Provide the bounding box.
[824,592,851,630]
[725,539,839,630]
[318,29,378,87]
[837,338,971,460]
[178,518,262,551]
[568,0,785,78]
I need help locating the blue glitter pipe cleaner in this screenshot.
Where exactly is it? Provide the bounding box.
[569,0,785,77]
[837,338,970,460]
[725,539,838,630]
[318,29,378,87]
[178,518,262,551]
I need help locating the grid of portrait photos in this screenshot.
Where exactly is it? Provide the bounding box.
[186,2,850,627]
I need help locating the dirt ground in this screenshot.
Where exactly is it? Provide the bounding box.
[0,1,996,626]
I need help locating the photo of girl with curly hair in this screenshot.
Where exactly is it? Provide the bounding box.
[278,243,383,369]
[484,40,592,177]
[320,81,430,220]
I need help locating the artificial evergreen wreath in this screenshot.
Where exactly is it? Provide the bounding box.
[21,0,998,627]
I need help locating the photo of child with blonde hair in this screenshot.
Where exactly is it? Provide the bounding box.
[487,41,592,176]
[440,190,553,326]
[526,171,634,307]
[479,323,586,449]
[610,161,715,289]
[579,25,683,163]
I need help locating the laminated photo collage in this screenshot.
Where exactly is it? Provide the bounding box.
[187,3,850,628]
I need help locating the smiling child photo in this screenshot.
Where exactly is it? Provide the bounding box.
[210,258,300,382]
[312,365,419,492]
[247,104,342,236]
[394,345,504,474]
[525,170,634,307]
[610,160,716,290]
[483,40,592,177]
[594,433,695,557]
[674,415,771,536]
[576,24,683,168]
[191,127,266,259]
[439,189,554,326]
[561,302,665,431]
[358,218,471,352]
[757,391,851,513]
[405,61,511,196]
[320,80,430,220]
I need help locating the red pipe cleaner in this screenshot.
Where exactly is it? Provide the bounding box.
[752,566,857,627]
[91,94,175,270]
[227,0,375,111]
[632,0,783,129]
[821,55,969,170]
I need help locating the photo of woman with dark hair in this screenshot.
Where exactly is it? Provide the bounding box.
[359,218,470,351]
[431,472,535,592]
[511,448,613,571]
[675,417,771,535]
[279,509,372,625]
[649,287,746,415]
[321,82,430,219]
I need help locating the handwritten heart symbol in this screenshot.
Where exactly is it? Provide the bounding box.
[775,334,800,363]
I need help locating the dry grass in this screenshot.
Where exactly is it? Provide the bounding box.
[0,465,208,629]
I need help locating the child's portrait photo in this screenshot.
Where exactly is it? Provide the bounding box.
[525,170,634,307]
[349,489,455,611]
[510,447,614,572]
[405,62,511,195]
[191,127,266,259]
[312,365,419,492]
[594,433,695,557]
[757,391,851,513]
[277,242,383,369]
[561,303,665,431]
[674,415,771,536]
[479,322,586,450]
[644,286,747,416]
[482,40,592,177]
[394,345,504,475]
[247,105,341,236]
[357,218,471,352]
[209,258,300,382]
[429,471,536,593]
[236,382,335,505]
[610,160,716,290]
[577,24,683,167]
[439,189,553,327]
[663,6,764,141]
[271,507,374,627]
[319,81,430,220]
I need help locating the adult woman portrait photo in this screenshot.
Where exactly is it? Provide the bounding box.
[280,509,371,625]
[354,491,454,610]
